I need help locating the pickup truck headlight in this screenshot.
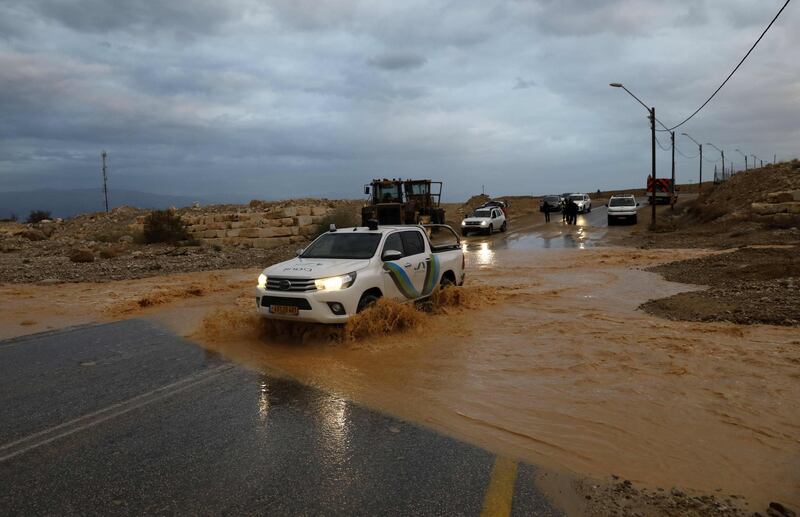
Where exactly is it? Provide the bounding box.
[480,220,488,226]
[257,273,267,289]
[315,272,356,291]
[460,220,467,226]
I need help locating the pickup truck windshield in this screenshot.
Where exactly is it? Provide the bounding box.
[473,209,492,218]
[301,233,382,259]
[568,195,584,201]
[609,198,636,207]
[544,196,560,202]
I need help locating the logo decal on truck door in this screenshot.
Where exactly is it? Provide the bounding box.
[383,254,441,299]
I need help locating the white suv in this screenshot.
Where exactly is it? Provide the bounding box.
[567,193,592,213]
[460,206,507,236]
[606,195,639,225]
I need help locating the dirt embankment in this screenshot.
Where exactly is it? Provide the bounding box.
[0,202,360,284]
[607,161,800,327]
[641,247,800,326]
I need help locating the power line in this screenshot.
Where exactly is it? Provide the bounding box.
[667,0,792,131]
[655,135,672,152]
[675,147,700,159]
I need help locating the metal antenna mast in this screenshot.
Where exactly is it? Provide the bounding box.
[101,150,109,213]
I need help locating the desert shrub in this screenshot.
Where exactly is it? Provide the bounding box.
[315,205,359,237]
[27,210,51,223]
[68,248,95,263]
[143,210,188,244]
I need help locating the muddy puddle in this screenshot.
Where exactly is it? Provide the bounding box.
[3,246,798,509]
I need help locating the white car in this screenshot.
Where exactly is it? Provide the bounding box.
[567,193,592,213]
[460,206,507,236]
[606,195,639,225]
[255,224,465,324]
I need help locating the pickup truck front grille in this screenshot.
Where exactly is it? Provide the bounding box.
[260,296,312,310]
[465,221,483,226]
[266,277,316,292]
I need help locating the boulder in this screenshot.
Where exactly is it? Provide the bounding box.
[766,191,795,203]
[68,248,95,263]
[18,229,47,241]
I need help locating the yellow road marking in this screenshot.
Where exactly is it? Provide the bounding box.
[480,456,518,517]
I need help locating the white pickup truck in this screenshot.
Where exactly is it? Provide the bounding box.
[255,224,465,324]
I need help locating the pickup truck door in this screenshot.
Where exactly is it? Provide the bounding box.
[381,230,436,300]
[400,230,434,296]
[381,232,414,300]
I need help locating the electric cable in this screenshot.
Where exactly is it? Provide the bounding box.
[667,0,792,131]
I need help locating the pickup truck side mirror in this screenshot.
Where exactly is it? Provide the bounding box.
[381,250,403,262]
[604,203,608,207]
[296,247,305,256]
[636,202,640,207]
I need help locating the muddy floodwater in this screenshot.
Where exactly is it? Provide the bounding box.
[3,243,798,509]
[186,245,800,509]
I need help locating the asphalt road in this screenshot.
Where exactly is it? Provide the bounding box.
[0,319,561,516]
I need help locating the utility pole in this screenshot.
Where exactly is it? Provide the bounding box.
[745,155,748,170]
[774,154,776,164]
[699,144,703,192]
[650,107,656,227]
[714,164,717,183]
[670,131,675,209]
[101,150,109,213]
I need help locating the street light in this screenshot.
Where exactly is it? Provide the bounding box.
[735,149,748,171]
[610,82,657,227]
[681,132,703,192]
[706,142,725,182]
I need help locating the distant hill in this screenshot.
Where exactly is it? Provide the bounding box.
[0,189,209,219]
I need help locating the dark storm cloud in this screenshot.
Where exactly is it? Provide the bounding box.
[0,0,798,201]
[368,52,427,71]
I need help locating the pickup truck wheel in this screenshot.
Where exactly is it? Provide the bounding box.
[607,216,614,226]
[587,205,591,213]
[631,214,637,225]
[440,275,455,288]
[486,224,493,235]
[461,229,468,237]
[500,221,507,232]
[357,293,380,313]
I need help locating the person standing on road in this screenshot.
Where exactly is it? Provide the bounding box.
[568,200,578,225]
[544,205,551,222]
[561,199,567,222]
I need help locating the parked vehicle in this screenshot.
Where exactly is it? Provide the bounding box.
[606,195,639,225]
[567,193,592,213]
[460,206,507,236]
[539,195,562,212]
[256,224,464,324]
[646,176,676,205]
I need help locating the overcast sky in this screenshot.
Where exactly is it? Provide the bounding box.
[1,0,797,202]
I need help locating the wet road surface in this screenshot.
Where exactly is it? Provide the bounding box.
[461,197,649,253]
[0,319,561,515]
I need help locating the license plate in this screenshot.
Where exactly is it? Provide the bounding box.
[269,305,299,315]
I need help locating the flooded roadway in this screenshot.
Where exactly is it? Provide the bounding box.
[2,200,797,513]
[0,319,560,515]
